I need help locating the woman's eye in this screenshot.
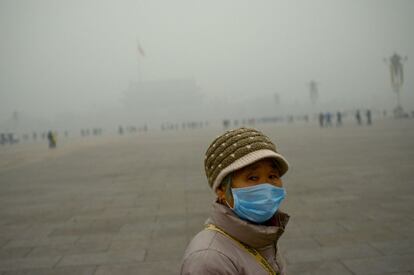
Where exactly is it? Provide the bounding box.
[248,176,258,181]
[269,175,279,180]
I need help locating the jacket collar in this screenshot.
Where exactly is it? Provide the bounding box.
[206,201,289,249]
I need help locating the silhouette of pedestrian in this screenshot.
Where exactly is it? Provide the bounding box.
[366,109,372,125]
[325,112,332,127]
[356,110,362,125]
[318,113,324,127]
[336,112,342,126]
[223,120,230,129]
[8,133,18,144]
[47,131,56,148]
[0,133,6,145]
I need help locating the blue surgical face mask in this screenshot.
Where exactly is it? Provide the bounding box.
[230,183,286,223]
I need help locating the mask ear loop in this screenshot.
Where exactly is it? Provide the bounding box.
[224,174,233,209]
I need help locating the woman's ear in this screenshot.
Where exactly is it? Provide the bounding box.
[216,184,234,207]
[216,185,226,203]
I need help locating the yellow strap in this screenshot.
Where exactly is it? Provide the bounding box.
[206,224,278,275]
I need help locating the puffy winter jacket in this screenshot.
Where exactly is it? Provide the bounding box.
[181,202,290,275]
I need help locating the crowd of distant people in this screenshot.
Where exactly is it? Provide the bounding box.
[318,109,372,128]
[1,109,414,148]
[118,125,148,135]
[160,121,208,131]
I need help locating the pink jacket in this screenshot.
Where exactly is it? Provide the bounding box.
[181,202,290,275]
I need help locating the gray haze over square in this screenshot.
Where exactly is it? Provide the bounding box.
[1,2,414,274]
[0,0,413,130]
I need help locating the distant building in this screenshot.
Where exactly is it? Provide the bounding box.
[123,78,205,122]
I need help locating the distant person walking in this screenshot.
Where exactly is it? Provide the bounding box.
[47,131,56,148]
[0,133,6,145]
[325,112,332,127]
[223,119,230,129]
[318,112,324,127]
[366,109,372,125]
[356,110,362,125]
[336,111,342,126]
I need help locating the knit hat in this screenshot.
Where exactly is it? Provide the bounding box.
[204,127,289,192]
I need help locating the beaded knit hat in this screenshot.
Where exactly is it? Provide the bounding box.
[205,127,289,192]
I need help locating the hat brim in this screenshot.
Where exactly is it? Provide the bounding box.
[212,149,289,192]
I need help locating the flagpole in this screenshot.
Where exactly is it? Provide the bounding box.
[137,53,141,82]
[136,38,141,83]
[136,38,146,83]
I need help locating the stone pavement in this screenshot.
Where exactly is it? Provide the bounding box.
[0,119,413,274]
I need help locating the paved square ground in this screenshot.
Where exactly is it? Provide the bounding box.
[1,118,413,274]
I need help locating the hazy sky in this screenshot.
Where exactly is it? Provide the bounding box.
[1,0,413,123]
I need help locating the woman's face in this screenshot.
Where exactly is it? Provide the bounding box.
[217,158,283,207]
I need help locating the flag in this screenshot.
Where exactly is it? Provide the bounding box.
[137,40,146,57]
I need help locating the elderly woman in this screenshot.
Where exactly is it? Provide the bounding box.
[181,127,290,275]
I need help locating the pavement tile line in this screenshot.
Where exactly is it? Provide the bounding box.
[52,255,65,268]
[366,241,389,257]
[338,259,357,275]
